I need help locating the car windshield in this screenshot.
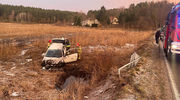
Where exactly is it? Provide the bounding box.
[45,49,62,58]
[52,40,65,45]
[177,10,180,29]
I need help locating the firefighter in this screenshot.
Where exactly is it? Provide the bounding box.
[48,40,52,48]
[66,40,71,55]
[66,40,71,51]
[76,43,82,60]
[155,29,161,44]
[160,26,165,41]
[66,44,71,55]
[66,45,71,50]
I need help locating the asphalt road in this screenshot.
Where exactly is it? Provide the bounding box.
[169,54,180,93]
[160,41,180,100]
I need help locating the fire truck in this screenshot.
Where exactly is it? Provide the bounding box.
[163,3,180,58]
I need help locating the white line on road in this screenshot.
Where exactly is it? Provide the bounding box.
[160,42,180,100]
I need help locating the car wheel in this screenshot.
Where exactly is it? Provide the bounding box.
[41,61,45,67]
[45,65,50,70]
[58,62,65,67]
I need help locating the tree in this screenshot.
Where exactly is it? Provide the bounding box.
[118,1,174,30]
[8,10,15,21]
[74,16,82,26]
[0,4,86,24]
[96,6,109,25]
[87,10,97,19]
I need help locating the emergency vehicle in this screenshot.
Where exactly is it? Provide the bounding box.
[163,3,180,58]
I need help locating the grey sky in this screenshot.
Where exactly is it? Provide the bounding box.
[0,0,176,13]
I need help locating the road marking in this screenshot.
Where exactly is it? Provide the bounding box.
[160,42,180,100]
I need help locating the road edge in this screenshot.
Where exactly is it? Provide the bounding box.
[160,42,180,100]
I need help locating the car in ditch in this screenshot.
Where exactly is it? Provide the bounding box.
[41,43,78,69]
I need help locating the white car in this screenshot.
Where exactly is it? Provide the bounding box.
[41,43,78,69]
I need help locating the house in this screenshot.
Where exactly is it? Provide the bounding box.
[110,17,119,25]
[82,19,100,27]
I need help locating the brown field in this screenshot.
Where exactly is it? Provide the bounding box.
[0,23,152,46]
[0,23,153,99]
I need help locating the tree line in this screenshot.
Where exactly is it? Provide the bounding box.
[0,4,85,24]
[87,1,174,30]
[118,1,174,30]
[0,1,175,30]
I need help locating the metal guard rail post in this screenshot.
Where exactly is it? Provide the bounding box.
[118,57,141,77]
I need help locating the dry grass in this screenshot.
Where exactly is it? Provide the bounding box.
[0,22,153,60]
[0,22,153,99]
[0,22,152,46]
[0,43,20,60]
[56,50,136,100]
[59,81,88,100]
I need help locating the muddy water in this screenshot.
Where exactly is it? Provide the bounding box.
[61,76,84,89]
[55,66,90,91]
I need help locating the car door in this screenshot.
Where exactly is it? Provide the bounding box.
[63,53,78,63]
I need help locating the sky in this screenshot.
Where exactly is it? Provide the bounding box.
[0,0,178,13]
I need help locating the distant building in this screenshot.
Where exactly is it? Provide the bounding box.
[110,17,119,25]
[82,19,100,27]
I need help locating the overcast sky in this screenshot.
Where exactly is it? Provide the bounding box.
[0,0,177,13]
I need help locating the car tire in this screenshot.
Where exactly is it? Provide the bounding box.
[41,61,45,67]
[45,65,50,70]
[57,62,63,67]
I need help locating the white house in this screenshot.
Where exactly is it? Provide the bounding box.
[82,19,100,27]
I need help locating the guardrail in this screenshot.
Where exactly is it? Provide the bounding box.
[118,52,141,77]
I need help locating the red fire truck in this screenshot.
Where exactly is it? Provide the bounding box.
[164,3,180,58]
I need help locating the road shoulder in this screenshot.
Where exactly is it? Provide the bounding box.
[117,38,174,100]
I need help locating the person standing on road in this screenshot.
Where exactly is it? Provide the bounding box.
[155,29,161,44]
